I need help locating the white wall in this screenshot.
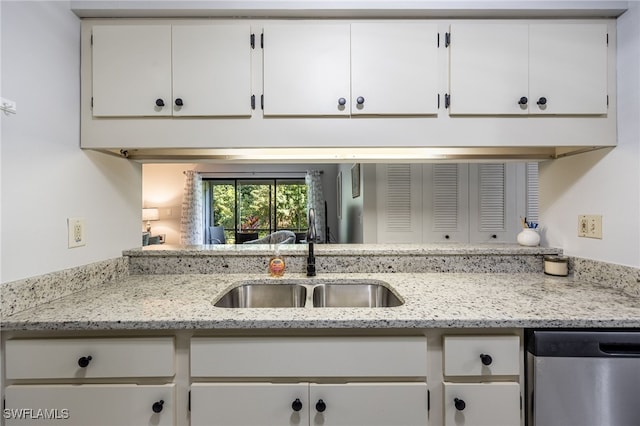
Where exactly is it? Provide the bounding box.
[0,1,142,283]
[143,163,339,244]
[539,2,640,268]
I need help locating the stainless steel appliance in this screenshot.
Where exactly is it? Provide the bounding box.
[526,330,640,426]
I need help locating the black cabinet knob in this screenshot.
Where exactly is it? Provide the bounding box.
[454,398,466,411]
[491,234,497,239]
[175,98,183,106]
[356,96,365,105]
[338,97,346,106]
[518,96,528,105]
[292,398,303,412]
[77,356,92,368]
[155,99,165,107]
[152,400,164,414]
[537,97,547,106]
[315,399,326,413]
[444,235,450,240]
[480,353,493,365]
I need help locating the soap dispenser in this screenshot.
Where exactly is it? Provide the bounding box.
[268,247,285,277]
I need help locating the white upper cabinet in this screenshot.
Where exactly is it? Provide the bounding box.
[350,23,439,115]
[171,25,252,117]
[449,24,529,115]
[449,23,608,115]
[529,24,608,114]
[263,23,439,116]
[92,24,252,117]
[92,25,173,117]
[263,24,351,116]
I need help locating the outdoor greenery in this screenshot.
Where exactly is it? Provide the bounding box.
[207,179,308,243]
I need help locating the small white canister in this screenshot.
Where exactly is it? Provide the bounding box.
[517,228,540,246]
[544,255,569,276]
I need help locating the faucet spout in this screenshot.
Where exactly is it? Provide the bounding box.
[306,208,316,277]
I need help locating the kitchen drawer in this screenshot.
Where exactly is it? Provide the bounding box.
[443,335,519,377]
[5,337,175,379]
[5,384,174,426]
[191,336,427,378]
[443,382,521,426]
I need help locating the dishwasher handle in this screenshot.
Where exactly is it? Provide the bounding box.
[599,343,640,356]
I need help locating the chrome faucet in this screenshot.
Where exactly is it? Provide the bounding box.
[306,208,316,277]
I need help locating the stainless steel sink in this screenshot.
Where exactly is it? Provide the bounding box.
[213,283,307,308]
[213,280,403,308]
[312,283,403,308]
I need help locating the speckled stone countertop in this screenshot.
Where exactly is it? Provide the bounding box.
[124,243,561,257]
[3,272,639,331]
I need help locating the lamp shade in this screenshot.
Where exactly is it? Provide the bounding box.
[142,208,160,221]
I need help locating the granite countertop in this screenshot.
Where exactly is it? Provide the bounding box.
[123,243,561,257]
[3,272,639,331]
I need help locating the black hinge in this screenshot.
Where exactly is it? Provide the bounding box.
[437,93,440,109]
[188,391,191,411]
[261,33,264,49]
[251,95,256,110]
[445,32,451,48]
[445,93,450,109]
[437,33,440,48]
[607,95,609,106]
[250,33,255,49]
[261,94,264,110]
[427,390,431,411]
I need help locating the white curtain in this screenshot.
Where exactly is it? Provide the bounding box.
[306,170,326,243]
[180,170,204,245]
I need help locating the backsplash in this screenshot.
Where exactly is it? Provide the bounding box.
[0,257,128,317]
[572,257,640,297]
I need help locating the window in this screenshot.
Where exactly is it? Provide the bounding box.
[203,178,308,244]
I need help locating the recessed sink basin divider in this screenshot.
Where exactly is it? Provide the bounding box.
[213,279,403,308]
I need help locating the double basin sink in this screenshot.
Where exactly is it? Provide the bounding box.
[214,279,403,308]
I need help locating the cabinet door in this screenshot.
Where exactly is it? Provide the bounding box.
[92,25,172,117]
[443,382,520,426]
[263,24,351,116]
[4,384,174,426]
[190,383,308,426]
[529,24,608,115]
[351,23,439,115]
[449,24,529,115]
[310,383,428,426]
[375,164,424,243]
[468,163,520,243]
[422,164,470,242]
[172,25,252,117]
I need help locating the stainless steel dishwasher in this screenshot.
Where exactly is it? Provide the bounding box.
[526,330,640,426]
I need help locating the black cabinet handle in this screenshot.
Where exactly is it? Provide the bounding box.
[338,98,346,106]
[454,398,466,411]
[480,353,493,365]
[518,96,528,105]
[175,98,183,107]
[537,97,547,106]
[152,400,164,414]
[155,99,165,107]
[77,356,92,368]
[315,399,326,413]
[356,96,365,105]
[292,398,303,412]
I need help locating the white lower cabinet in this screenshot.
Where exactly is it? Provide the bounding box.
[190,382,428,426]
[442,383,520,426]
[4,384,175,426]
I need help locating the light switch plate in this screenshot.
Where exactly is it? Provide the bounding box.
[578,214,602,239]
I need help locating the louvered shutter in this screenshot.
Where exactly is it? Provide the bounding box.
[525,162,540,222]
[375,164,423,243]
[423,164,470,242]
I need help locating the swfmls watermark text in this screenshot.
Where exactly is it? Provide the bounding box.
[3,408,70,420]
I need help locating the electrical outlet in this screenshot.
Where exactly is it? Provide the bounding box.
[68,217,86,248]
[578,215,602,239]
